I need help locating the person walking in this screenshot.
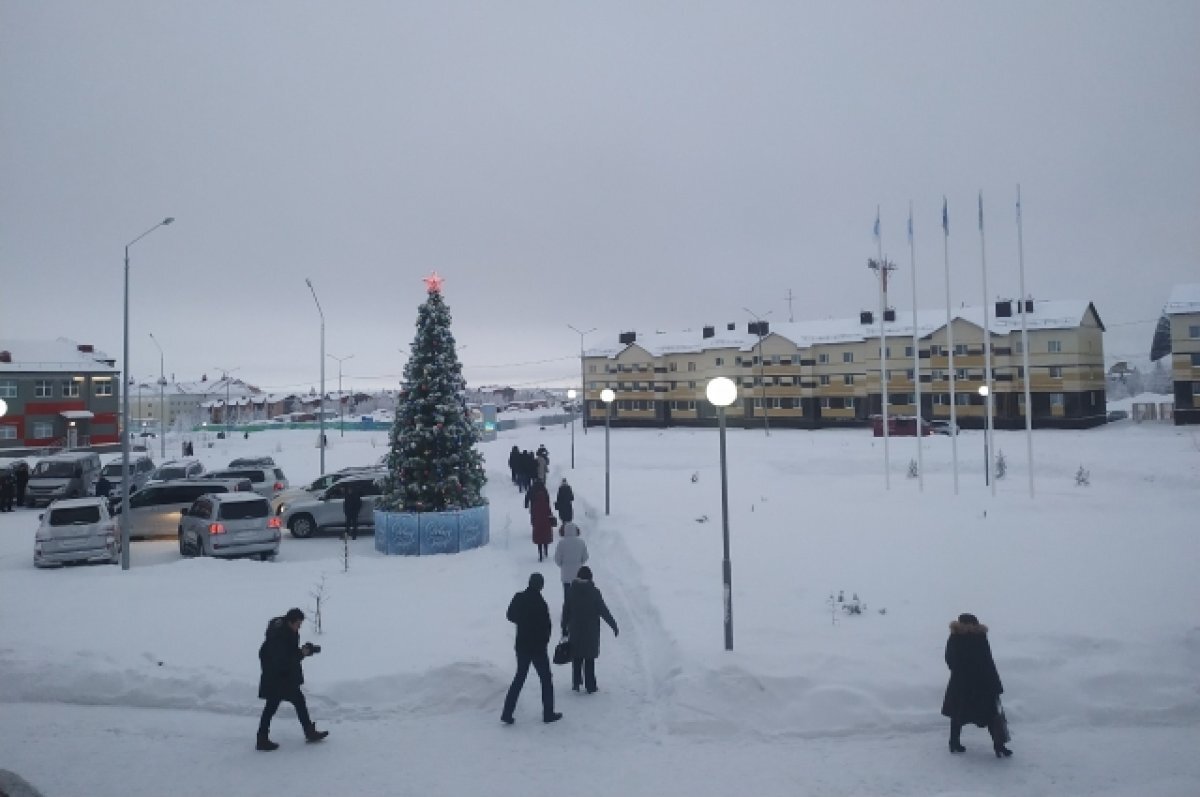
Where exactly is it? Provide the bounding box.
[535,448,549,484]
[94,473,112,501]
[941,613,1011,758]
[500,573,562,725]
[342,484,363,540]
[554,478,575,523]
[508,445,521,486]
[562,565,618,694]
[525,479,555,561]
[13,461,29,507]
[553,521,588,604]
[0,468,14,512]
[256,608,329,750]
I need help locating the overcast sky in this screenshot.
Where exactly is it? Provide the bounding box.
[2,1,1197,394]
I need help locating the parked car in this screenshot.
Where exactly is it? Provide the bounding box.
[149,459,206,483]
[271,468,385,515]
[281,475,384,538]
[1106,409,1129,422]
[205,467,289,500]
[114,478,253,540]
[25,451,102,507]
[34,498,120,568]
[228,456,276,468]
[97,455,156,497]
[929,420,960,435]
[177,493,281,560]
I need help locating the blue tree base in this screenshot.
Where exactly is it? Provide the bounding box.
[374,505,490,555]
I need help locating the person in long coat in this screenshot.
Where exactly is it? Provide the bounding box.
[500,572,561,725]
[535,450,549,484]
[553,521,588,602]
[941,613,1011,757]
[562,565,618,693]
[554,478,575,523]
[508,446,521,486]
[256,608,328,750]
[13,461,29,506]
[525,479,555,561]
[342,484,363,540]
[0,469,14,512]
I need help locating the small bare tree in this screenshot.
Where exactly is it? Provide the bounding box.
[308,574,330,634]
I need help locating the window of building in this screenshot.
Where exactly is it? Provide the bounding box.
[752,398,762,409]
[1014,340,1024,354]
[906,369,915,381]
[0,424,16,439]
[956,368,967,380]
[688,381,697,389]
[714,357,724,366]
[742,378,754,388]
[1048,340,1062,353]
[819,375,830,386]
[932,369,945,381]
[1190,325,1200,339]
[734,356,743,366]
[62,379,81,397]
[820,397,831,409]
[846,397,856,408]
[1049,366,1064,378]
[930,345,943,356]
[905,346,914,357]
[1191,353,1200,367]
[818,353,830,364]
[31,421,54,438]
[0,379,16,398]
[884,347,891,358]
[842,352,854,363]
[687,362,696,372]
[933,393,947,405]
[669,362,677,372]
[34,380,53,398]
[95,379,113,397]
[955,393,971,406]
[588,364,597,373]
[843,374,855,386]
[954,344,968,356]
[769,397,783,409]
[891,393,910,405]
[1050,393,1064,408]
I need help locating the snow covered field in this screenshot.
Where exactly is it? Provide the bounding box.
[1,414,1198,797]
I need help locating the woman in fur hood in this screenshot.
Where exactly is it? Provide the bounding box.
[941,613,1012,758]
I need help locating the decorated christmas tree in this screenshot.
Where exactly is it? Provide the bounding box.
[380,273,487,512]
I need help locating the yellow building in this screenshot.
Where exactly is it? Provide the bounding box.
[1164,284,1200,425]
[581,299,1107,430]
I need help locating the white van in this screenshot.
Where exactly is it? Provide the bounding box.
[25,451,102,508]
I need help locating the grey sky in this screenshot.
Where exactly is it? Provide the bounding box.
[2,1,1197,393]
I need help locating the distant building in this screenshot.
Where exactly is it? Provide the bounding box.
[1163,284,1200,425]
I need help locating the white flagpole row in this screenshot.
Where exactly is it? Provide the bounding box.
[908,203,923,491]
[979,192,997,497]
[943,198,959,495]
[1016,185,1035,498]
[874,206,891,491]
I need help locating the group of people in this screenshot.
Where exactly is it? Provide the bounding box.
[508,444,549,493]
[513,443,576,562]
[0,462,29,511]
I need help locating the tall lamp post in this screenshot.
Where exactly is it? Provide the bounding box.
[706,376,737,651]
[328,353,354,436]
[305,279,326,474]
[121,216,174,570]
[601,388,614,514]
[742,307,771,436]
[568,325,596,434]
[148,333,166,460]
[566,388,577,469]
[978,384,991,486]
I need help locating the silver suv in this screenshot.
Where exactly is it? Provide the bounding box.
[34,498,120,567]
[116,478,252,540]
[205,467,289,500]
[177,492,281,560]
[149,459,205,482]
[281,475,384,538]
[271,468,385,515]
[98,455,156,497]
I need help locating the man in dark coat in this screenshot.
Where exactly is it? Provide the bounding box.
[500,573,562,725]
[941,613,1010,757]
[13,461,29,506]
[257,608,329,750]
[0,469,14,512]
[508,446,521,486]
[342,484,363,540]
[554,478,574,523]
[562,566,619,694]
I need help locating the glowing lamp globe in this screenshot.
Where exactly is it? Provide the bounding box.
[706,377,737,408]
[600,389,615,404]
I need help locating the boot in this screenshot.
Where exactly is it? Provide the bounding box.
[304,724,329,742]
[543,712,562,724]
[256,733,279,751]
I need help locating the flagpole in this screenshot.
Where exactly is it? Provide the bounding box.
[979,192,996,497]
[908,202,923,491]
[943,197,959,495]
[872,206,891,491]
[1016,184,1034,498]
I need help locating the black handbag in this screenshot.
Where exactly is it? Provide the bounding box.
[552,637,572,665]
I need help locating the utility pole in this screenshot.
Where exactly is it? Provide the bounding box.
[784,289,795,322]
[328,353,354,436]
[742,307,772,436]
[568,325,596,434]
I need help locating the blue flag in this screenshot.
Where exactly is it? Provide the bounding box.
[942,197,948,235]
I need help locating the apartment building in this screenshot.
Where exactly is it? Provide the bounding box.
[581,299,1107,430]
[0,339,121,449]
[1163,284,1200,425]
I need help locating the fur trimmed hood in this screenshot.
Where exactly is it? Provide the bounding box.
[949,620,989,635]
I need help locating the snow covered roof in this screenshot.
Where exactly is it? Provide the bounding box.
[1165,283,1200,315]
[586,300,1099,359]
[0,338,119,374]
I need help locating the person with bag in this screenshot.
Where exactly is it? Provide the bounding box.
[561,565,618,694]
[525,478,555,561]
[500,573,562,725]
[941,612,1012,758]
[256,608,329,751]
[553,521,588,605]
[554,478,575,523]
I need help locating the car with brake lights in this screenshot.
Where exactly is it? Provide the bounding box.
[177,492,281,560]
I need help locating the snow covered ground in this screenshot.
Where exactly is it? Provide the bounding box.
[1,413,1198,797]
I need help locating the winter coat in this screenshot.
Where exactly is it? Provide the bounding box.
[562,578,618,659]
[553,522,588,585]
[526,483,555,545]
[508,447,520,472]
[343,489,363,520]
[536,454,549,483]
[940,620,1004,727]
[506,587,552,654]
[554,483,575,522]
[258,617,306,700]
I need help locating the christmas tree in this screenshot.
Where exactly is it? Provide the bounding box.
[380,272,487,512]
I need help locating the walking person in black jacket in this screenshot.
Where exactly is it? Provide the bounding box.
[941,613,1011,757]
[500,573,562,725]
[508,446,521,486]
[554,478,574,523]
[256,608,329,750]
[562,566,619,694]
[342,484,363,540]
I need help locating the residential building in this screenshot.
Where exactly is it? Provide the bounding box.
[1164,283,1200,425]
[0,339,121,449]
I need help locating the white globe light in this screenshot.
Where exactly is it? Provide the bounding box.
[977,385,990,397]
[567,389,577,400]
[600,388,615,403]
[706,377,738,408]
[0,397,7,417]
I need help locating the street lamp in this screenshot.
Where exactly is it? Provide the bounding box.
[978,385,990,486]
[742,307,771,436]
[149,333,166,460]
[568,325,597,434]
[567,388,577,469]
[121,216,174,570]
[328,353,354,437]
[706,376,737,651]
[305,279,326,474]
[601,388,615,514]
